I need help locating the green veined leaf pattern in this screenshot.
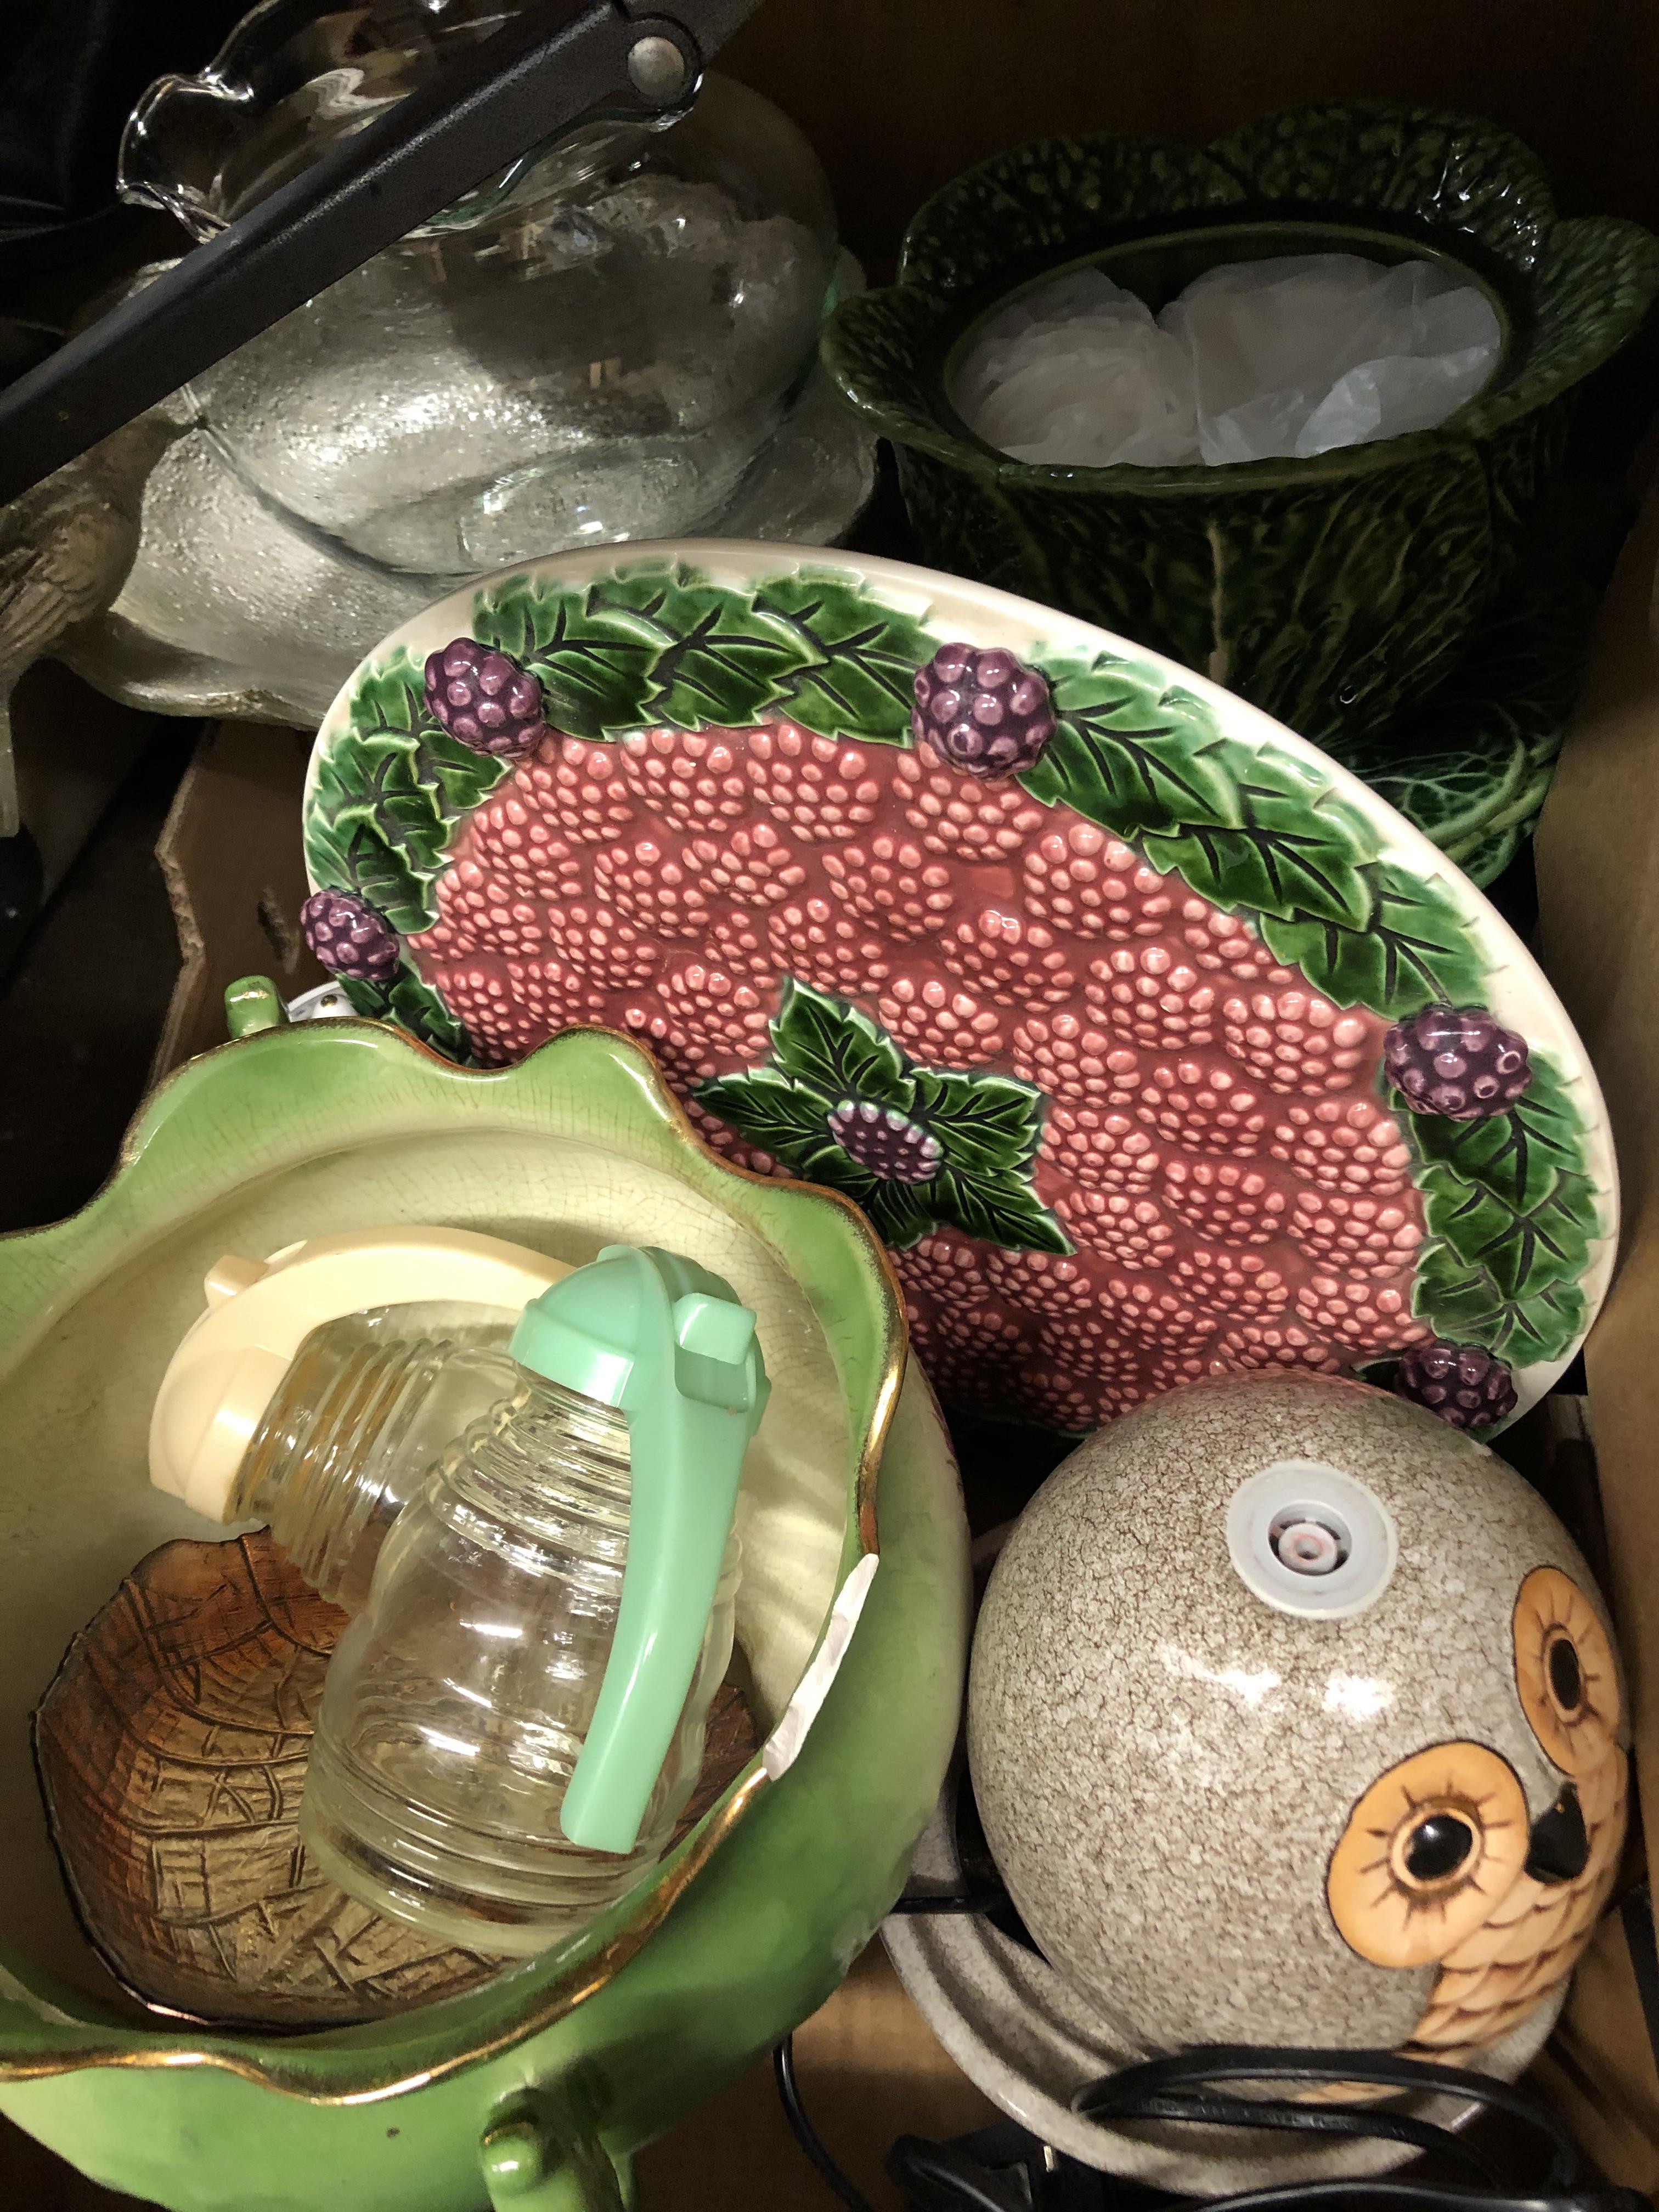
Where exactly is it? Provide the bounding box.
[1398,1050,1598,1367]
[302,650,516,932]
[696,980,1069,1255]
[338,969,473,1063]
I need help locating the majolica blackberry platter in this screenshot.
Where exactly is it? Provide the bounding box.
[302,541,1616,1437]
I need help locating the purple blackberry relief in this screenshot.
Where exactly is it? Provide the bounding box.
[912,643,1056,779]
[301,889,401,983]
[1395,1340,1518,1429]
[1382,1003,1532,1120]
[424,637,549,758]
[828,1100,942,1184]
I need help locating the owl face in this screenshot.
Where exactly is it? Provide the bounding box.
[1326,1565,1627,2061]
[968,1374,1630,2063]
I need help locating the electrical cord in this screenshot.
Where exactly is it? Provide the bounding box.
[774,1970,1648,2212]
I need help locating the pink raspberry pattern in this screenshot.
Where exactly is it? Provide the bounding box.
[1160,1159,1291,1245]
[1221,985,1372,1094]
[1036,1313,1139,1393]
[747,723,888,842]
[430,955,601,1066]
[657,949,774,1068]
[616,1000,718,1090]
[769,901,893,997]
[1054,1188,1177,1268]
[1124,1053,1269,1157]
[1084,945,1220,1052]
[894,747,1047,862]
[902,1291,1035,1417]
[459,790,588,904]
[1012,1013,1139,1108]
[1216,1319,1344,1375]
[1039,1105,1160,1193]
[1297,1269,1430,1354]
[877,975,1004,1068]
[1012,1362,1135,1434]
[891,1229,985,1306]
[1169,1246,1291,1320]
[949,908,1076,1006]
[619,727,750,833]
[592,831,714,939]
[980,1246,1099,1314]
[1289,1189,1423,1279]
[691,820,810,909]
[1022,823,1176,940]
[541,736,636,845]
[335,602,1576,1438]
[1176,898,1284,979]
[822,834,953,940]
[1269,1097,1413,1194]
[1100,1276,1214,1353]
[540,904,659,991]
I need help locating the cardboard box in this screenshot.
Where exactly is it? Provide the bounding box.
[15,4,1659,2198]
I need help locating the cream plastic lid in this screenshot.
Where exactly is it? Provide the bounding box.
[149,1226,569,1522]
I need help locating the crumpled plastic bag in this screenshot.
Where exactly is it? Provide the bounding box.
[955,253,1502,469]
[952,268,1199,467]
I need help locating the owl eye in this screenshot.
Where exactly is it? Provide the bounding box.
[1328,1743,1528,1967]
[1513,1566,1620,1776]
[1548,1636,1582,1713]
[1401,1812,1475,1884]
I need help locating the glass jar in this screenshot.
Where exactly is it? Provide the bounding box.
[299,1370,742,1949]
[226,1303,521,1614]
[296,1243,769,1953]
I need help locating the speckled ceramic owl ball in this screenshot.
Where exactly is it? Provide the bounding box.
[968,1371,1627,2067]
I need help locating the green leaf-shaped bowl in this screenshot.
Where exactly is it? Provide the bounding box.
[301,538,1617,1440]
[0,1019,968,2212]
[821,101,1659,744]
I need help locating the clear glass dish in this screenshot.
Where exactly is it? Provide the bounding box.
[49,0,874,724]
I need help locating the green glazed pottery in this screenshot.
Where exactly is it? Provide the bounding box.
[299,541,1616,1441]
[822,102,1659,745]
[0,1017,969,2212]
[1325,575,1598,888]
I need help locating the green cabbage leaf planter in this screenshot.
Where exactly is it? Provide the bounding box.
[823,101,1659,748]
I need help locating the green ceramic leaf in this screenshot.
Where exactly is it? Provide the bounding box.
[697,991,1068,1256]
[1209,103,1559,268]
[471,577,662,739]
[1028,654,1244,835]
[931,1166,1072,1256]
[1402,1052,1600,1365]
[1259,863,1487,1011]
[1402,1049,1588,1209]
[603,570,808,732]
[304,650,518,937]
[695,1067,840,1166]
[339,970,473,1063]
[860,1181,946,1251]
[1144,796,1373,929]
[754,573,935,745]
[769,980,914,1110]
[911,1067,1046,1178]
[1411,1238,1587,1371]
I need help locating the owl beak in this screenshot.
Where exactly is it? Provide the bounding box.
[1523,1784,1589,1884]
